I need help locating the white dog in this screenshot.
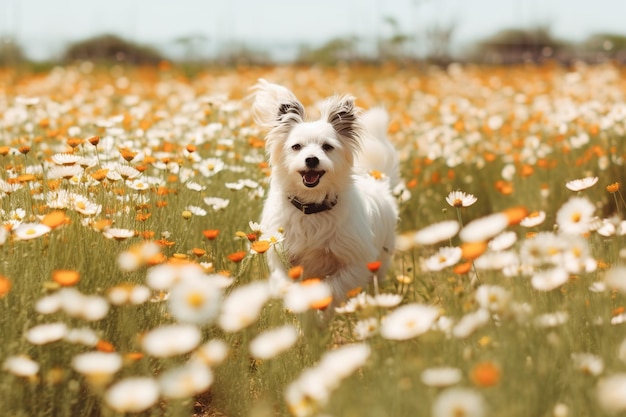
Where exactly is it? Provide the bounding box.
[251,79,399,305]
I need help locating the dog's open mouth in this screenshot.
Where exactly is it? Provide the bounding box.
[299,170,325,188]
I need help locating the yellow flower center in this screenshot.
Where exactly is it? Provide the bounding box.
[187,293,205,308]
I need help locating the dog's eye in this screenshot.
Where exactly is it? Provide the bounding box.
[322,144,334,152]
[291,144,301,151]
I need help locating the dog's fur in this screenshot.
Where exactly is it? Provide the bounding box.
[251,79,399,305]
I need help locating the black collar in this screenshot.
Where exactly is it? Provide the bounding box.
[288,195,337,214]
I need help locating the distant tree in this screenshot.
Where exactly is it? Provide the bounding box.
[580,33,626,63]
[215,43,272,67]
[468,27,567,64]
[173,34,208,62]
[0,37,26,66]
[424,22,457,64]
[296,36,359,66]
[62,34,164,65]
[378,16,412,62]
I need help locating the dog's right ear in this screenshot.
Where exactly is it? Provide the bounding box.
[250,79,305,131]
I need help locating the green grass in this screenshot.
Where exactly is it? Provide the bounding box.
[1,63,626,416]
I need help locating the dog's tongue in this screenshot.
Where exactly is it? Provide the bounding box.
[303,171,321,185]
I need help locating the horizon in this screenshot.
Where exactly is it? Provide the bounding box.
[2,0,626,62]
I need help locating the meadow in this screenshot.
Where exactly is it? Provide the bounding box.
[1,61,626,417]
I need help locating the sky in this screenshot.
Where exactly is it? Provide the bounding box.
[2,0,626,61]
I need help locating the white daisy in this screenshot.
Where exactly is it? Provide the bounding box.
[421,367,462,388]
[167,276,222,325]
[72,351,123,386]
[519,211,546,228]
[597,373,626,413]
[556,197,595,235]
[452,309,490,339]
[565,176,599,191]
[531,267,569,291]
[25,322,68,345]
[249,325,299,360]
[459,213,509,243]
[158,361,214,399]
[218,281,271,332]
[424,246,462,271]
[446,190,477,207]
[141,324,202,358]
[3,355,39,378]
[413,220,460,246]
[13,223,51,240]
[432,387,485,417]
[380,303,440,340]
[104,377,160,413]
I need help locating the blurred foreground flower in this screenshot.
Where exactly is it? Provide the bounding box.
[3,355,39,378]
[158,361,213,399]
[421,367,462,388]
[286,344,370,417]
[459,213,508,243]
[218,281,270,332]
[432,387,485,417]
[167,276,222,325]
[104,377,159,413]
[141,324,201,358]
[597,373,626,413]
[249,325,299,360]
[72,352,122,387]
[380,303,439,340]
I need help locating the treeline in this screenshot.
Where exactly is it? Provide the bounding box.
[1,27,626,68]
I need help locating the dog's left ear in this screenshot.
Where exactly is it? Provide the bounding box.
[322,95,361,151]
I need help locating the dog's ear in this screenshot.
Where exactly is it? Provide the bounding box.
[321,95,362,151]
[250,79,305,130]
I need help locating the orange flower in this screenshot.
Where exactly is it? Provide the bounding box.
[90,168,109,182]
[17,174,36,183]
[186,144,197,153]
[502,206,529,226]
[41,210,70,228]
[227,251,247,263]
[453,261,472,275]
[119,148,137,162]
[202,229,220,240]
[0,275,12,297]
[96,340,116,353]
[612,306,625,317]
[251,240,271,254]
[607,182,621,193]
[18,145,31,155]
[136,212,152,222]
[461,241,488,260]
[192,248,206,257]
[520,164,534,177]
[124,352,144,362]
[88,136,100,146]
[288,265,304,280]
[0,146,9,156]
[470,361,501,387]
[367,261,382,273]
[52,269,80,286]
[346,287,363,298]
[67,137,84,148]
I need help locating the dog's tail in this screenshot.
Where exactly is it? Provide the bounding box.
[355,107,400,190]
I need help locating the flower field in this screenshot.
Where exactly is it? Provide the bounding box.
[1,62,626,416]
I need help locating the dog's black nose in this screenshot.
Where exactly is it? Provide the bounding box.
[305,157,319,168]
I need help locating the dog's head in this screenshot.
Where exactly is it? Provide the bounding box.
[251,79,362,201]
